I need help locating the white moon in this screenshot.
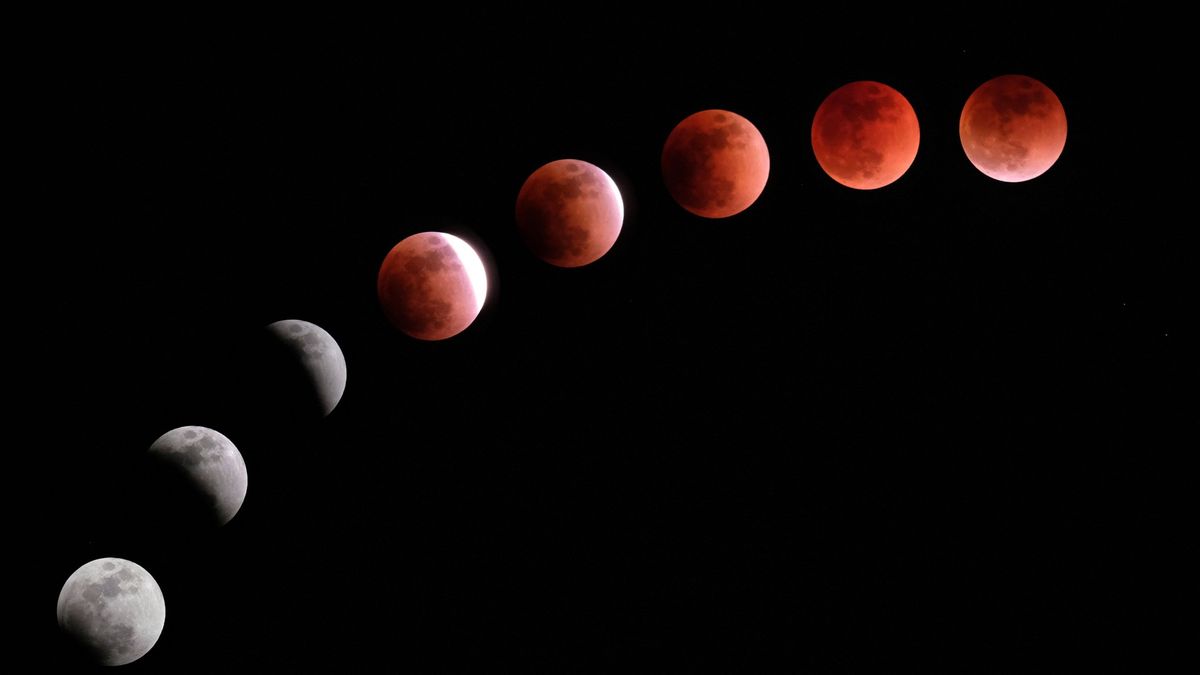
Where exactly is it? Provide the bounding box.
[148,426,248,526]
[265,319,347,417]
[57,558,166,666]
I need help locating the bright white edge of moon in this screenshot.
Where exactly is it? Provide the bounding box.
[441,233,488,313]
[599,166,625,225]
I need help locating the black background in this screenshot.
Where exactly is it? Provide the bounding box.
[26,5,1180,672]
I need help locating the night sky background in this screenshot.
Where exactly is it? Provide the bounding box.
[25,6,1180,672]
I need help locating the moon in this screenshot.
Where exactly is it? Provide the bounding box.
[377,232,488,340]
[148,426,248,526]
[265,319,347,416]
[960,74,1067,182]
[811,81,920,190]
[57,558,166,666]
[515,159,624,267]
[661,109,770,218]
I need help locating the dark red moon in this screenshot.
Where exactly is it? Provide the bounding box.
[377,232,488,341]
[515,159,624,267]
[661,109,770,218]
[960,74,1067,182]
[811,81,920,190]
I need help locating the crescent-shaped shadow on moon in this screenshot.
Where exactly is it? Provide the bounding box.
[147,426,248,527]
[264,319,347,417]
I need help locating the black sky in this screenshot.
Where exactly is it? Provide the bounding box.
[25,6,1180,672]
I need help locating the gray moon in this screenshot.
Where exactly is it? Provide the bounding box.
[265,319,348,416]
[57,558,166,666]
[148,426,248,526]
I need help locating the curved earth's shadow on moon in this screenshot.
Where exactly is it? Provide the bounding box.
[144,426,248,528]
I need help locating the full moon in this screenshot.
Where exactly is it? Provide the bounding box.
[57,558,166,666]
[661,109,770,218]
[265,319,347,416]
[515,159,624,267]
[148,426,248,526]
[377,232,488,340]
[959,74,1067,182]
[811,81,920,190]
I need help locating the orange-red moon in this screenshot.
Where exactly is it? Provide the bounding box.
[377,232,488,341]
[811,81,920,190]
[661,109,769,218]
[516,159,624,267]
[960,74,1067,182]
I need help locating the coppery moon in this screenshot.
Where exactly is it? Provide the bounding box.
[960,74,1067,182]
[516,159,624,267]
[661,109,770,218]
[377,232,488,340]
[811,81,920,190]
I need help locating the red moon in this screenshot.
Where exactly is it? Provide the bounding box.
[960,74,1067,182]
[811,81,920,190]
[515,159,624,267]
[377,232,488,341]
[661,109,769,218]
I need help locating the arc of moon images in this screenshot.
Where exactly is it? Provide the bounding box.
[378,232,488,340]
[661,109,770,218]
[811,81,920,190]
[57,558,166,666]
[960,74,1067,182]
[265,319,347,416]
[516,159,624,267]
[148,426,248,526]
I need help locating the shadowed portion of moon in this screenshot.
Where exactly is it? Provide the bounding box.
[264,319,347,417]
[57,558,165,666]
[377,232,488,340]
[811,81,920,190]
[516,159,624,267]
[960,74,1067,182]
[148,426,248,527]
[662,109,770,218]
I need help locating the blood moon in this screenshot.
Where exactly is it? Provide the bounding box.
[661,109,769,218]
[516,159,623,267]
[811,81,920,190]
[377,232,488,341]
[960,74,1067,182]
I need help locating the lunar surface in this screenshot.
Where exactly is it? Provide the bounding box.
[57,558,165,666]
[661,109,770,218]
[960,74,1067,182]
[148,426,248,526]
[377,232,488,340]
[811,81,920,189]
[516,159,624,267]
[265,319,347,416]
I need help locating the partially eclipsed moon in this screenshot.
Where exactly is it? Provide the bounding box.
[960,74,1067,182]
[516,159,624,267]
[377,232,488,340]
[661,109,770,218]
[57,558,166,666]
[265,319,347,416]
[148,426,248,526]
[811,81,920,190]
